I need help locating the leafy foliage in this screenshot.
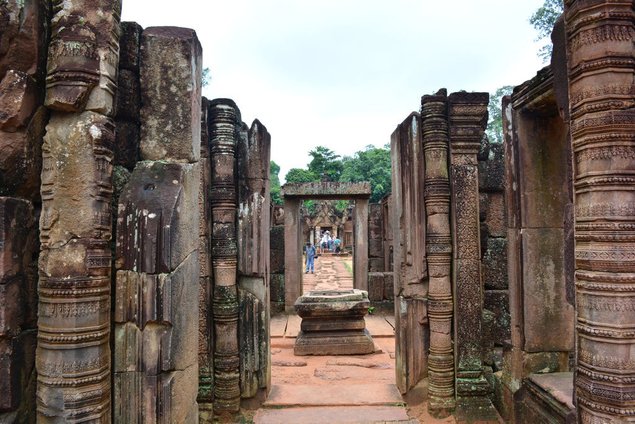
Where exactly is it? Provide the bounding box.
[308,146,343,182]
[340,145,391,203]
[202,67,211,87]
[279,144,391,205]
[270,161,282,205]
[530,0,564,62]
[284,168,318,183]
[486,86,514,144]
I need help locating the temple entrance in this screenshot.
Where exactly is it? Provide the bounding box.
[281,182,371,310]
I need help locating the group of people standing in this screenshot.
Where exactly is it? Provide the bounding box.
[304,230,342,274]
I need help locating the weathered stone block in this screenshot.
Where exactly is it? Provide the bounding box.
[270,273,285,305]
[483,238,508,290]
[0,0,48,79]
[521,228,573,352]
[270,225,285,274]
[0,197,34,283]
[119,21,143,71]
[368,257,384,273]
[0,279,22,336]
[114,120,140,171]
[383,273,394,300]
[0,70,37,131]
[116,161,200,274]
[368,239,383,260]
[478,144,505,193]
[140,27,202,162]
[294,289,374,356]
[368,272,384,302]
[483,290,511,347]
[45,0,121,115]
[0,106,46,199]
[115,69,140,122]
[479,192,506,238]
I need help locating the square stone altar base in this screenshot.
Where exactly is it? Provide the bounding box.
[294,289,375,355]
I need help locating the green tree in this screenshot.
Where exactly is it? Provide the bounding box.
[530,0,564,62]
[270,161,282,205]
[340,144,391,203]
[202,67,211,87]
[308,146,343,182]
[486,85,514,144]
[284,168,317,183]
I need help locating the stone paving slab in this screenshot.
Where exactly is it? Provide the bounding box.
[264,383,405,407]
[285,314,301,338]
[366,315,396,337]
[270,314,288,338]
[253,406,416,424]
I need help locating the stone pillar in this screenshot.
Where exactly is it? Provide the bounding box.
[114,26,202,423]
[37,0,120,421]
[209,99,240,413]
[564,1,635,421]
[448,92,497,420]
[422,89,455,417]
[354,198,369,291]
[237,119,272,399]
[284,198,302,311]
[198,97,214,422]
[390,112,428,393]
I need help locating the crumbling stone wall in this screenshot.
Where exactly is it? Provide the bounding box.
[367,203,394,302]
[0,1,48,422]
[478,138,510,380]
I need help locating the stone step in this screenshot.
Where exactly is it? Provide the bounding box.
[253,406,417,424]
[263,384,405,407]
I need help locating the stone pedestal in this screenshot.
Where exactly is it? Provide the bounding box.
[294,289,374,356]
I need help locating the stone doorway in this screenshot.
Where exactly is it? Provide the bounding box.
[281,182,371,311]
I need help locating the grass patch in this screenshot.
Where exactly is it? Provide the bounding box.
[343,260,353,275]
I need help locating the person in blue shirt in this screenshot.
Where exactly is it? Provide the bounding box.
[305,241,316,274]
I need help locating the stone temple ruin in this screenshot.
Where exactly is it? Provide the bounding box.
[0,0,634,423]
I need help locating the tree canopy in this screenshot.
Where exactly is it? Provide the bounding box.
[530,0,564,62]
[270,161,282,205]
[276,144,392,205]
[486,85,514,144]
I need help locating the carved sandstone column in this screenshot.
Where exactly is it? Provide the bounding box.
[237,119,272,398]
[422,89,455,416]
[209,99,241,413]
[448,93,489,393]
[114,26,202,423]
[564,1,635,421]
[37,0,120,421]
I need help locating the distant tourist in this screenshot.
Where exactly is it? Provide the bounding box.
[320,232,329,254]
[305,242,316,274]
[334,237,341,253]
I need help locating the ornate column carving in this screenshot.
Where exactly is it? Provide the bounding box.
[37,1,120,421]
[422,89,455,416]
[564,1,635,421]
[209,99,241,413]
[448,92,489,395]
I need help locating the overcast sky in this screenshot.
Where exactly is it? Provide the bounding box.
[122,1,546,182]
